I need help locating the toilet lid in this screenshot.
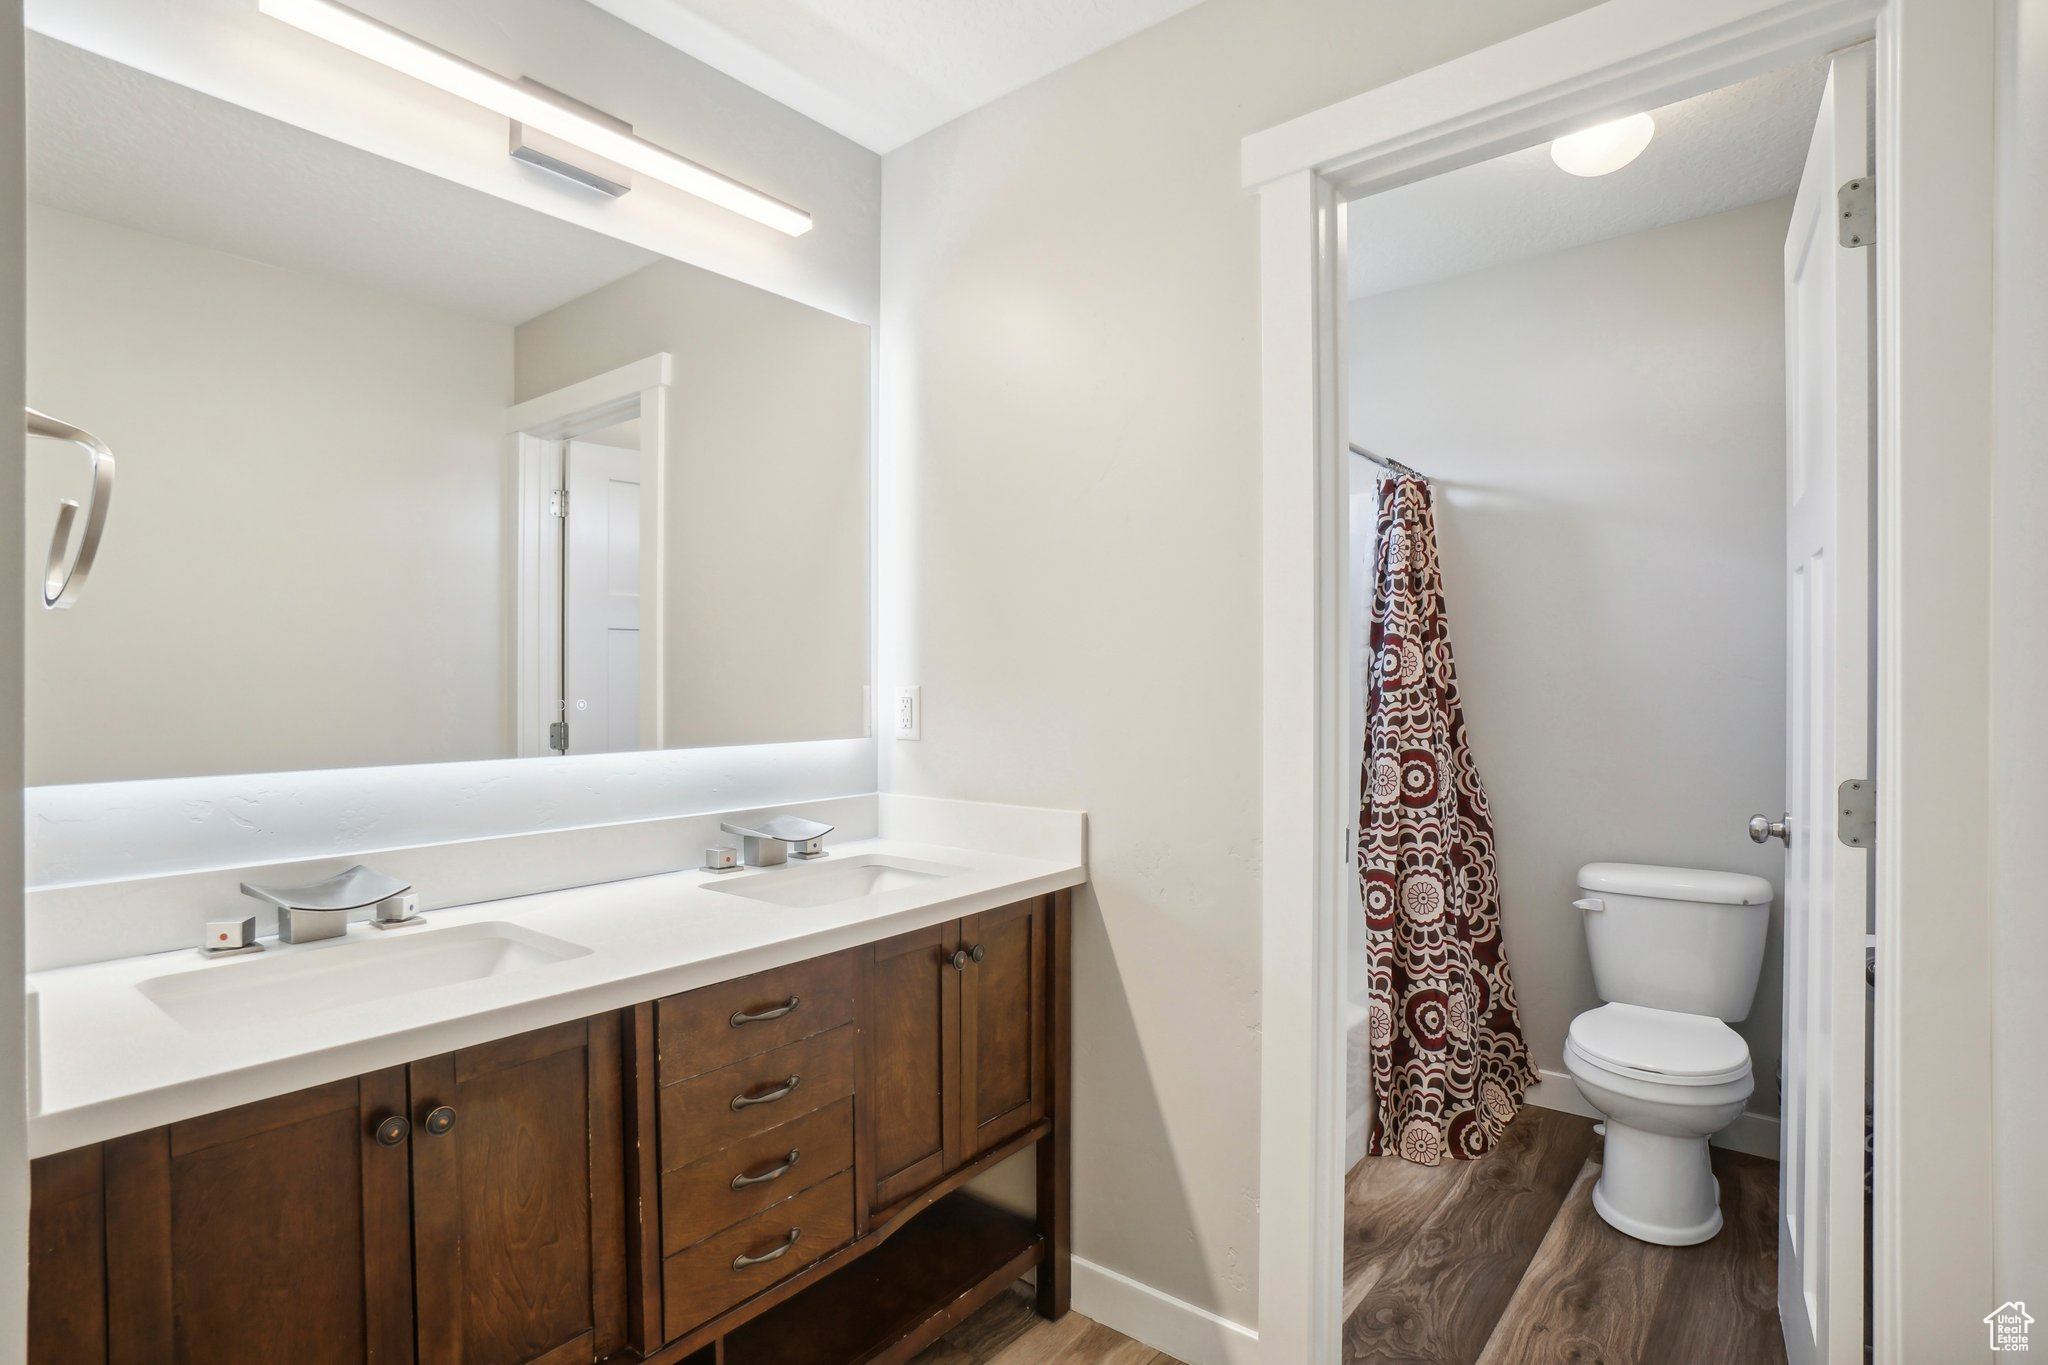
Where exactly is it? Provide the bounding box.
[1567,1003,1751,1086]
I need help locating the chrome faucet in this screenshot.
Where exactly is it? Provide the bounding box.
[718,815,834,867]
[239,865,420,944]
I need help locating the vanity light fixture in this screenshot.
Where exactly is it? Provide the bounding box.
[1550,112,1656,177]
[256,0,813,235]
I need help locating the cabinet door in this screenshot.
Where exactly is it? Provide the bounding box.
[29,1146,107,1364]
[857,921,961,1221]
[98,1070,415,1365]
[959,897,1048,1157]
[410,1014,627,1365]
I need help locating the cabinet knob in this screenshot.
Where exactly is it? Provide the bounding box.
[948,949,969,971]
[374,1114,411,1147]
[970,943,986,964]
[424,1105,458,1136]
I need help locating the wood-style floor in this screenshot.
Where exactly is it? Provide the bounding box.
[911,1288,1183,1364]
[914,1106,1778,1365]
[1345,1106,1786,1365]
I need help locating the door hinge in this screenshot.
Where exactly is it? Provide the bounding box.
[1837,176,1875,248]
[549,720,570,753]
[549,488,569,518]
[1837,778,1875,848]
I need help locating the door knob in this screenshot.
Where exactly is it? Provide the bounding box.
[374,1114,411,1147]
[1748,813,1791,846]
[423,1105,457,1136]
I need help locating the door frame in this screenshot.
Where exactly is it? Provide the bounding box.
[1240,2,1995,1362]
[506,352,672,757]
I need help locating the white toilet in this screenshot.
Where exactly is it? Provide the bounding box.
[1565,861,1773,1246]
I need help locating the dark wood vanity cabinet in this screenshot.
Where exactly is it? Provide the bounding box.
[860,899,1048,1222]
[27,889,1070,1365]
[29,1019,626,1365]
[958,900,1049,1161]
[409,1015,628,1365]
[859,920,960,1215]
[29,1069,417,1365]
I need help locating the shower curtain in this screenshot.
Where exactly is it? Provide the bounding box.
[1361,474,1536,1165]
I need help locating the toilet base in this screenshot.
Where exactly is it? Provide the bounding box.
[1591,1121,1725,1246]
[1592,1166,1723,1245]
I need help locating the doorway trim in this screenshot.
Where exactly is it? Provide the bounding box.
[506,352,673,757]
[1241,1,1995,1361]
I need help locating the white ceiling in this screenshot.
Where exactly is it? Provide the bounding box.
[27,34,661,327]
[1348,58,1829,299]
[584,0,1210,153]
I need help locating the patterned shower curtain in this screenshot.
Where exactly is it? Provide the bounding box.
[1361,474,1537,1165]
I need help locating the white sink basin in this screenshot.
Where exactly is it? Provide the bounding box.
[704,854,965,909]
[136,921,591,1032]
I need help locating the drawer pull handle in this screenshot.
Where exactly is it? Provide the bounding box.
[731,996,801,1027]
[948,949,969,971]
[732,1228,801,1271]
[424,1106,457,1137]
[731,1075,802,1111]
[374,1115,411,1147]
[731,1149,802,1190]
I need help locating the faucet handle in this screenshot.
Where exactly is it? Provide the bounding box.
[200,915,262,957]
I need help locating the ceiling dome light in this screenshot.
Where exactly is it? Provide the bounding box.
[1550,113,1656,177]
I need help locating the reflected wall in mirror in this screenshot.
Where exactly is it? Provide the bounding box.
[23,36,871,786]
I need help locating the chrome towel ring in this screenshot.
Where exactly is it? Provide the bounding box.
[24,407,115,609]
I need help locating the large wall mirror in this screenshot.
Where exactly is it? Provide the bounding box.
[23,36,871,785]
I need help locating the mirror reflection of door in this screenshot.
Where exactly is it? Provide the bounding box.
[561,436,642,755]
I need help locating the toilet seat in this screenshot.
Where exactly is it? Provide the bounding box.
[1567,1002,1751,1087]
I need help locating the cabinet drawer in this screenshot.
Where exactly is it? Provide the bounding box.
[661,1097,853,1253]
[658,949,856,1084]
[660,1026,855,1166]
[661,1169,854,1340]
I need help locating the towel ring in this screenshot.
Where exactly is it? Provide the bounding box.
[24,408,116,609]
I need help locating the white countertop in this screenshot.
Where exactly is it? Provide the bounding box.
[27,837,1083,1157]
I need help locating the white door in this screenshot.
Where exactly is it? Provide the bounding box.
[563,439,642,754]
[1775,43,1871,1365]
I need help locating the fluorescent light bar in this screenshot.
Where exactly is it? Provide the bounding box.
[257,0,813,235]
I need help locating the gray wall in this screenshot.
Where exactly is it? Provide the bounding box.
[1349,199,1793,1104]
[877,0,1596,1327]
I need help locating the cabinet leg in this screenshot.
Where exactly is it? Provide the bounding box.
[1035,888,1073,1320]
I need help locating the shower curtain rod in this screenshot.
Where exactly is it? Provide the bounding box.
[1349,443,1428,480]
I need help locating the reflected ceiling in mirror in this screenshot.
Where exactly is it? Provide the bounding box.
[24,35,872,785]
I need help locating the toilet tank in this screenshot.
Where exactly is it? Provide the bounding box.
[1576,862,1774,1021]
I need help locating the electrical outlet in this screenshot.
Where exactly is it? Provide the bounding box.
[894,685,921,740]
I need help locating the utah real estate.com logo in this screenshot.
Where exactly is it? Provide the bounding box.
[1987,1301,2034,1352]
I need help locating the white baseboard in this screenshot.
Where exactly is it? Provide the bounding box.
[1071,1256,1259,1365]
[1525,1067,1781,1161]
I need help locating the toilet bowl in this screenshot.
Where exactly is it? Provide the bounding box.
[1569,862,1773,1247]
[1564,1003,1753,1244]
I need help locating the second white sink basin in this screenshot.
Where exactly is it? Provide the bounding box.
[704,854,965,909]
[137,921,592,1032]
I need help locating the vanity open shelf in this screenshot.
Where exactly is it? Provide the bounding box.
[25,890,1073,1365]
